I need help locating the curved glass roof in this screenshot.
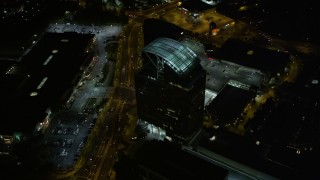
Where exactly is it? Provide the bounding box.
[143,37,199,76]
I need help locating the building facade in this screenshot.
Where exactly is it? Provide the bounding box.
[135,37,206,142]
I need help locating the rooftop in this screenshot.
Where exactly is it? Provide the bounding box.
[0,32,94,134]
[135,140,228,180]
[142,37,199,76]
[207,83,255,125]
[214,39,290,75]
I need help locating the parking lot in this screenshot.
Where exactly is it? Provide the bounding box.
[41,23,122,172]
[43,111,97,171]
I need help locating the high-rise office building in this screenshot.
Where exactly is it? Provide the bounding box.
[134,37,206,141]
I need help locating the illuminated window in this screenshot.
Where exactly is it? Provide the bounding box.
[30,91,38,96]
[52,49,59,53]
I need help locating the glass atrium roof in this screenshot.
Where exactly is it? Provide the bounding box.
[143,37,199,76]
